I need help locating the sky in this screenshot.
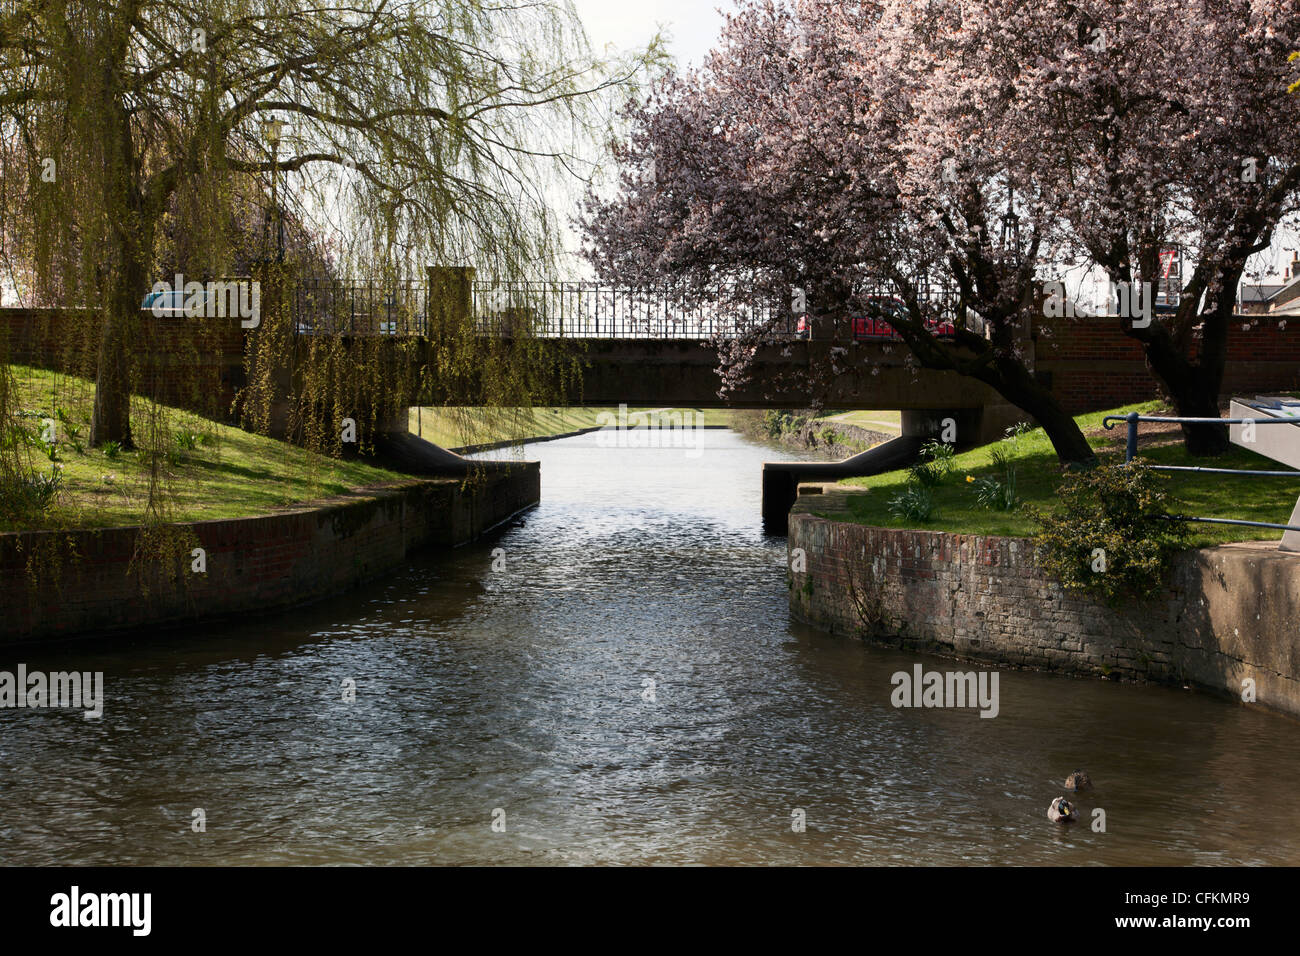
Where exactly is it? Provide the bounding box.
[552,2,737,272]
[570,0,736,71]
[563,0,1297,293]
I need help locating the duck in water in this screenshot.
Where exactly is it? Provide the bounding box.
[1064,770,1093,791]
[1047,797,1077,823]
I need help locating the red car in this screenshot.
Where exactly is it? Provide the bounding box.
[852,295,908,340]
[851,296,956,340]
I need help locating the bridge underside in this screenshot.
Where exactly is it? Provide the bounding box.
[402,338,1030,526]
[415,338,1002,411]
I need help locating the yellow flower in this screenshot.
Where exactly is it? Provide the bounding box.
[965,475,974,483]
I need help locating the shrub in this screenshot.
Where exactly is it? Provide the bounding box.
[1,422,38,451]
[970,446,1019,511]
[0,468,63,519]
[54,408,83,449]
[971,474,1017,510]
[1033,459,1190,603]
[101,440,122,459]
[907,460,938,486]
[888,483,934,522]
[1004,421,1032,443]
[921,438,956,472]
[909,439,955,486]
[761,409,785,438]
[173,428,203,451]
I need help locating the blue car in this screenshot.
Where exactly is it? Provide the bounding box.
[141,289,213,316]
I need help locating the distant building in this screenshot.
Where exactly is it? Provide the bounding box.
[1241,255,1300,315]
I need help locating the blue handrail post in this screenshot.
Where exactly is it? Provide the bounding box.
[1125,412,1139,463]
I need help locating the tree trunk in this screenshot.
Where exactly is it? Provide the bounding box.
[89,267,138,449]
[1131,310,1230,457]
[89,93,146,450]
[890,307,1097,465]
[978,356,1097,465]
[1165,372,1230,456]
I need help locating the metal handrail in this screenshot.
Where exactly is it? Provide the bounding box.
[1100,411,1300,534]
[286,274,997,341]
[1101,412,1300,463]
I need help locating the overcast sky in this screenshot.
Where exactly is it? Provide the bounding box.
[566,0,1297,289]
[570,0,735,71]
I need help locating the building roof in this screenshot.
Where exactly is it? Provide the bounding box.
[1240,283,1285,303]
[1273,273,1300,308]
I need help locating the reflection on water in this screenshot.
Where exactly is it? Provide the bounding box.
[2,430,1299,865]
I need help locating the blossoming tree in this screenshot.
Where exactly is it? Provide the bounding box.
[584,0,1300,459]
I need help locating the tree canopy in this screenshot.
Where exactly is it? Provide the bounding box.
[1,0,656,528]
[584,0,1300,459]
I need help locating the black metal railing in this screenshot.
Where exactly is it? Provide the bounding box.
[293,278,429,336]
[467,280,794,339]
[288,274,993,341]
[1101,411,1300,533]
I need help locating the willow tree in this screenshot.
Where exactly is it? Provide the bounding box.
[1,0,651,471]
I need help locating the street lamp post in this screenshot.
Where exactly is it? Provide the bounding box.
[262,118,288,262]
[999,188,1021,267]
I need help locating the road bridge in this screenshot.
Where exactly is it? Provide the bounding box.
[5,266,1300,528]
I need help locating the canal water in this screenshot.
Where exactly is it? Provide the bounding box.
[2,429,1299,865]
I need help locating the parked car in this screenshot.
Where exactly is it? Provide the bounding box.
[141,289,212,316]
[851,295,909,340]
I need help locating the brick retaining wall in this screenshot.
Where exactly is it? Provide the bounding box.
[1033,313,1300,413]
[0,464,538,644]
[789,500,1300,718]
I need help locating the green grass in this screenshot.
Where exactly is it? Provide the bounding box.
[407,405,723,449]
[830,400,1300,546]
[6,367,725,530]
[817,409,903,434]
[4,364,405,530]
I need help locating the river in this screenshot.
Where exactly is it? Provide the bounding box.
[2,428,1299,865]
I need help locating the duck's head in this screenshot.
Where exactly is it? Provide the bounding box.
[1049,796,1077,823]
[1065,770,1093,791]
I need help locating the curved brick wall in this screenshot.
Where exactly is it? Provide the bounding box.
[0,466,538,645]
[789,505,1300,719]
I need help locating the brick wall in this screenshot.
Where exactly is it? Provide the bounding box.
[0,465,539,644]
[789,509,1300,719]
[1034,313,1300,413]
[0,307,246,420]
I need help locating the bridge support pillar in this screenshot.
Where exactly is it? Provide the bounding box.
[761,404,1029,533]
[370,406,520,476]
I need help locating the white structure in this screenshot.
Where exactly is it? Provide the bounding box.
[1229,398,1300,551]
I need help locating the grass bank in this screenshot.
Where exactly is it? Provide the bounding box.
[730,408,898,456]
[4,368,728,530]
[3,364,404,530]
[407,405,725,450]
[827,400,1300,547]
